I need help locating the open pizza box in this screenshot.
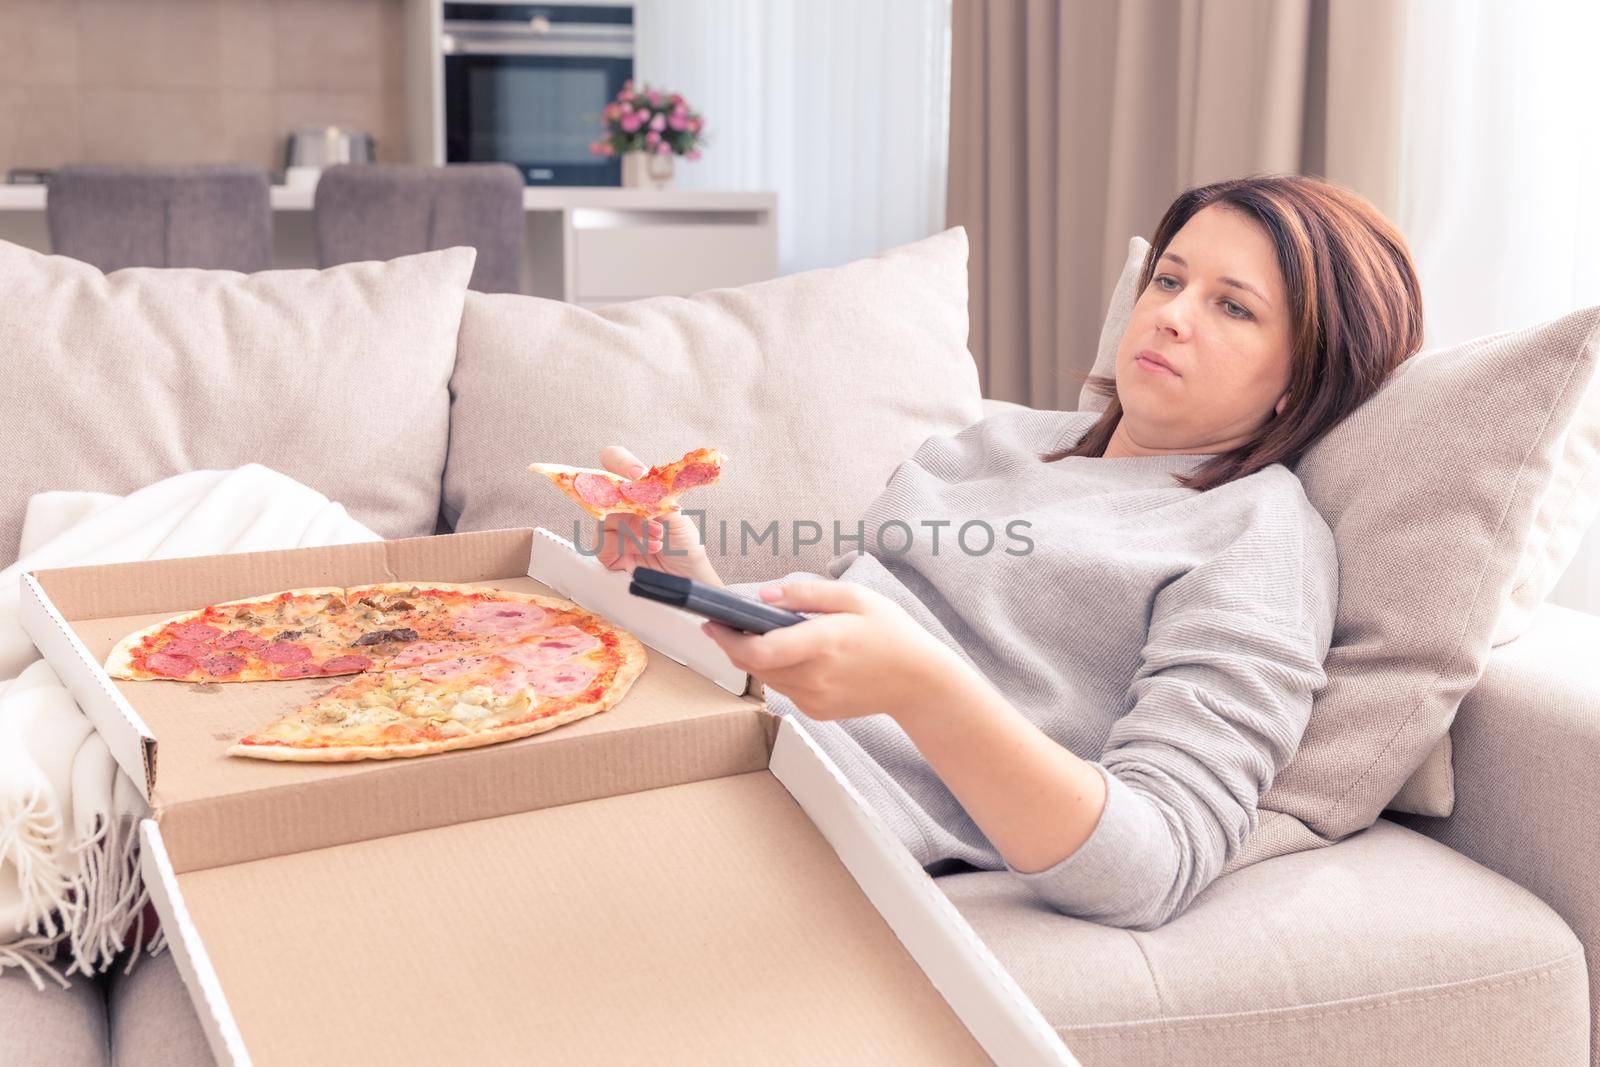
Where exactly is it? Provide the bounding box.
[20,527,1075,1066]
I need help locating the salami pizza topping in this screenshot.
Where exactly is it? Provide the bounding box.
[618,479,667,507]
[158,638,214,659]
[259,642,312,664]
[216,630,268,652]
[171,622,224,644]
[273,661,320,679]
[573,472,622,506]
[198,652,246,677]
[673,461,718,488]
[145,652,199,678]
[317,655,373,674]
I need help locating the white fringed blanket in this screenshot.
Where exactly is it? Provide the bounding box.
[0,465,379,989]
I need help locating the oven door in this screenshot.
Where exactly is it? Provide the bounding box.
[444,40,631,186]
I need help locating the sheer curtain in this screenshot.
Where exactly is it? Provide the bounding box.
[1395,1,1600,614]
[634,0,952,275]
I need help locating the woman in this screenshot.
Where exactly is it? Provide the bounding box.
[597,173,1423,930]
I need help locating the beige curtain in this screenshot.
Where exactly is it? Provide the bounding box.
[948,0,1409,406]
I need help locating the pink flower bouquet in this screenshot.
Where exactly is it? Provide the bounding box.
[589,81,707,160]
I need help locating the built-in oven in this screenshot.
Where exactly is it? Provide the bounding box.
[442,2,634,186]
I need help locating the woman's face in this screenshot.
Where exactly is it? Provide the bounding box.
[1112,204,1295,456]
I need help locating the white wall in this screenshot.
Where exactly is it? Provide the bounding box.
[635,0,952,276]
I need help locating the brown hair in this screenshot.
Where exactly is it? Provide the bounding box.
[1047,173,1424,491]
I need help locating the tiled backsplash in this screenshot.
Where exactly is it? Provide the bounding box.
[0,0,410,176]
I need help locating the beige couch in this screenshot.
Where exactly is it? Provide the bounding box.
[0,234,1594,1064]
[3,412,1594,1066]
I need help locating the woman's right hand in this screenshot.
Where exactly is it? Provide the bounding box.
[595,445,725,587]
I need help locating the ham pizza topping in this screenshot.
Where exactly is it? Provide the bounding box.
[497,631,601,669]
[484,654,601,698]
[453,602,549,638]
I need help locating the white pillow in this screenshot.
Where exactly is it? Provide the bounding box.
[443,228,984,585]
[0,240,477,565]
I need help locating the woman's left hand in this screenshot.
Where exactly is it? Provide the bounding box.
[699,580,972,723]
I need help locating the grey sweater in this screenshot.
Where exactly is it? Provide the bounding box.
[727,407,1338,930]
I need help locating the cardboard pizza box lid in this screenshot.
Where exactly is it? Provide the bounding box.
[21,528,1075,1066]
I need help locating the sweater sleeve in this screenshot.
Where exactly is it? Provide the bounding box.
[1003,499,1338,930]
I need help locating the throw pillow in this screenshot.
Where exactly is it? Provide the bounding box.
[443,227,983,585]
[0,239,476,565]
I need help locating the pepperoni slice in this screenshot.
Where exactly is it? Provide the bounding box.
[574,473,622,506]
[198,652,246,678]
[145,652,198,678]
[159,638,213,659]
[317,655,373,674]
[259,642,312,664]
[673,462,717,488]
[171,622,223,644]
[618,479,666,506]
[216,630,268,652]
[274,661,320,679]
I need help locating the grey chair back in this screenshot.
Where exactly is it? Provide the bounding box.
[46,164,272,273]
[313,163,524,294]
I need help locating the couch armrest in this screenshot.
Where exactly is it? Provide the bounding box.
[1390,601,1600,1058]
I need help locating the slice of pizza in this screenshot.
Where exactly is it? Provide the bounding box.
[227,620,647,761]
[106,588,374,682]
[527,446,726,520]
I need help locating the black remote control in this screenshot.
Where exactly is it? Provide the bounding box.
[628,568,808,634]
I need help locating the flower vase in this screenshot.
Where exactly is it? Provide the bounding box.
[622,150,675,190]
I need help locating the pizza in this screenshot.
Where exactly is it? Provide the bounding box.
[105,583,648,762]
[528,447,726,520]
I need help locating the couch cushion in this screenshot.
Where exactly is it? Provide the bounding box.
[104,950,212,1067]
[0,239,476,567]
[0,967,108,1067]
[1078,235,1600,832]
[937,819,1587,1065]
[443,228,983,585]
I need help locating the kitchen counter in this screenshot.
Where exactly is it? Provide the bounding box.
[0,184,779,304]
